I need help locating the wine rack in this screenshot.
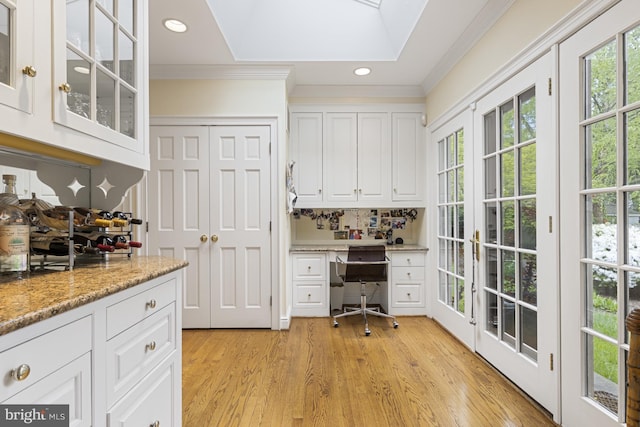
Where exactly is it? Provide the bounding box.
[30,210,142,272]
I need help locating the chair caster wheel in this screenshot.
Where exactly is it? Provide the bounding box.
[393,322,399,329]
[365,329,371,336]
[333,321,339,328]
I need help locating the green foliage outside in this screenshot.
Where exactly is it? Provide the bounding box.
[592,293,618,384]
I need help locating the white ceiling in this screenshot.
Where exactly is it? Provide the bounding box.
[149,0,514,95]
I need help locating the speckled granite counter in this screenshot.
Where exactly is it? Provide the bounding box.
[290,244,428,253]
[0,256,188,337]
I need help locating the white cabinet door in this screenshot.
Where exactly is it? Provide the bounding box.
[291,253,328,316]
[0,0,34,114]
[52,0,146,153]
[324,112,358,203]
[358,112,390,203]
[290,112,323,205]
[392,113,424,202]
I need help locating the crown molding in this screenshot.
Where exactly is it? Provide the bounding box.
[289,84,425,99]
[149,64,293,81]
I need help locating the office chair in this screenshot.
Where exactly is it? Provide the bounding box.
[332,245,398,336]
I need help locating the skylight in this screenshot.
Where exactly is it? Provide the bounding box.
[206,0,427,62]
[354,0,382,8]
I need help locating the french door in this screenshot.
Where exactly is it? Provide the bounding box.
[559,1,640,425]
[432,53,558,417]
[473,53,558,416]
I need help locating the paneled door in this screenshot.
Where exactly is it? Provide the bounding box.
[149,125,272,329]
[559,1,640,425]
[473,52,558,417]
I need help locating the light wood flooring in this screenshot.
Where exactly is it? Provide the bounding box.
[182,316,558,426]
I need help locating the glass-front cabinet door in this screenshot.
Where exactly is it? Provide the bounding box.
[53,0,144,151]
[0,0,34,113]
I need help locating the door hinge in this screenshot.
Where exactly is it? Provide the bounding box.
[548,78,552,96]
[548,216,553,233]
[269,221,272,232]
[146,221,149,233]
[270,296,272,307]
[550,353,554,371]
[269,142,271,155]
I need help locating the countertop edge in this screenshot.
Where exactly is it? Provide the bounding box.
[0,256,188,337]
[290,244,429,253]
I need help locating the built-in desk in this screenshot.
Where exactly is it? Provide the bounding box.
[290,245,428,316]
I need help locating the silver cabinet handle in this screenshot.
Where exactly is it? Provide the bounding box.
[146,299,157,309]
[146,341,157,352]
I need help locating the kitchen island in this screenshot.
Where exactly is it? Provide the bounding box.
[0,255,187,427]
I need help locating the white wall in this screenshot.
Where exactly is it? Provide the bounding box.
[425,0,582,122]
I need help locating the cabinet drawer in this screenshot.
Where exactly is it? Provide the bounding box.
[106,277,176,339]
[392,266,424,281]
[391,252,425,267]
[294,284,326,306]
[106,303,176,407]
[292,254,326,280]
[108,362,174,427]
[4,352,92,427]
[0,316,91,402]
[392,283,424,306]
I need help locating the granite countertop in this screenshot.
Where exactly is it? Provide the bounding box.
[0,256,188,337]
[290,244,428,252]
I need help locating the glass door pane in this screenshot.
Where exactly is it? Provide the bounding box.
[437,130,465,313]
[0,2,11,86]
[482,87,538,361]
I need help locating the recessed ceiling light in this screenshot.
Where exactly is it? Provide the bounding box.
[163,18,187,33]
[74,66,90,75]
[354,67,371,76]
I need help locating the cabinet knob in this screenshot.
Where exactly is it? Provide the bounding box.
[406,258,411,264]
[11,364,31,381]
[22,65,37,77]
[353,189,357,193]
[394,188,397,193]
[150,421,160,427]
[407,292,412,298]
[146,341,157,352]
[59,82,72,93]
[211,235,219,243]
[200,234,208,243]
[406,272,411,277]
[318,189,322,194]
[146,299,157,309]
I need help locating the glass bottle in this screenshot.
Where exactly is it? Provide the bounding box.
[0,175,30,278]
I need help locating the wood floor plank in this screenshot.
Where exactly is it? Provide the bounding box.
[182,316,558,426]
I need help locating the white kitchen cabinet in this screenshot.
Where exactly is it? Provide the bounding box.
[389,251,426,314]
[0,0,35,114]
[289,105,424,208]
[290,112,323,205]
[324,112,390,205]
[0,270,182,427]
[0,0,149,171]
[291,252,328,316]
[392,113,425,202]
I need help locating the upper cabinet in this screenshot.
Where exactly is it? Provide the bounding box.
[0,0,149,171]
[0,0,35,114]
[324,112,390,204]
[392,113,425,202]
[289,106,425,208]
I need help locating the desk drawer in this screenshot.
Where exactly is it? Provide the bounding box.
[391,252,425,267]
[106,303,176,407]
[392,266,424,281]
[106,278,176,339]
[0,316,91,402]
[292,254,326,280]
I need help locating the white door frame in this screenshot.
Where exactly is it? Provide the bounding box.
[148,116,280,330]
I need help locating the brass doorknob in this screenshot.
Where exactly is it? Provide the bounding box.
[22,65,37,77]
[11,364,30,381]
[211,235,219,243]
[200,235,208,243]
[59,82,72,93]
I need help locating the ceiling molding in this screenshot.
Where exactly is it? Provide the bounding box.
[149,64,293,80]
[289,84,425,99]
[421,0,515,94]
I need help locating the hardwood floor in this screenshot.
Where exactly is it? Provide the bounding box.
[182,316,558,426]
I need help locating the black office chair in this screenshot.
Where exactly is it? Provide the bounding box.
[332,245,398,336]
